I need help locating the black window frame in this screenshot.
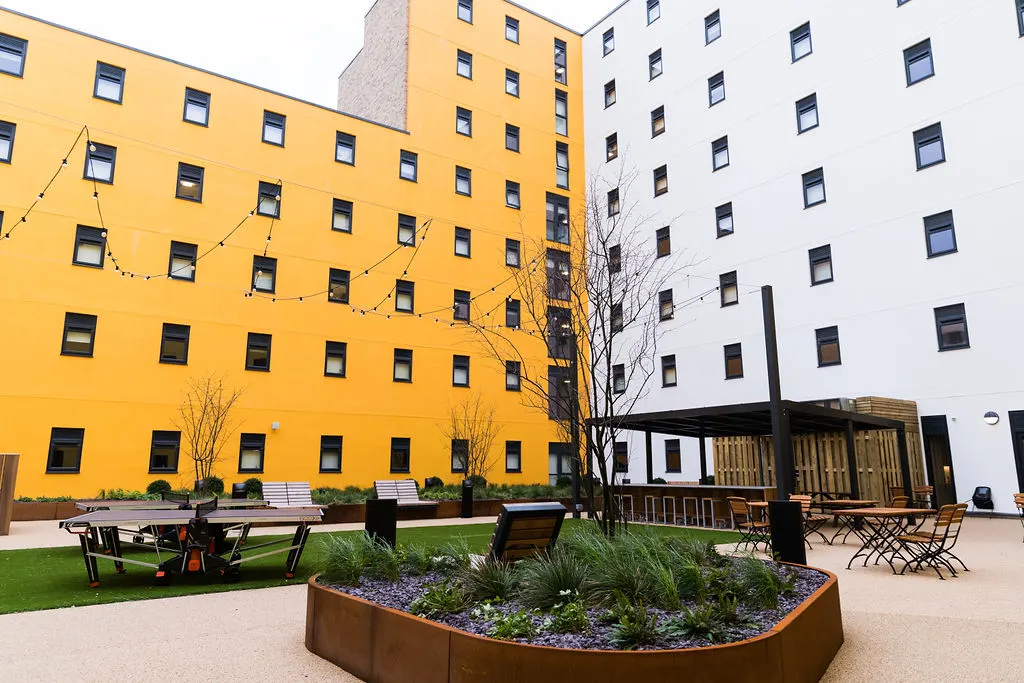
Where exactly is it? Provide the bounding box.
[61,312,97,357]
[336,131,356,165]
[328,268,350,304]
[656,226,671,257]
[332,198,353,233]
[665,439,682,473]
[555,90,568,136]
[1018,0,1024,37]
[547,306,573,359]
[649,48,663,80]
[506,360,521,391]
[607,188,620,217]
[457,0,473,23]
[506,16,520,43]
[505,440,522,473]
[395,280,415,313]
[546,250,571,301]
[809,244,834,285]
[904,38,934,86]
[83,142,116,184]
[398,214,417,246]
[603,28,615,56]
[453,289,471,321]
[712,136,729,171]
[452,355,470,387]
[456,49,473,79]
[390,437,411,474]
[252,255,277,293]
[612,363,626,394]
[796,93,819,134]
[506,298,521,329]
[653,164,669,196]
[320,435,343,473]
[790,22,813,62]
[257,181,282,218]
[149,430,181,474]
[708,72,725,106]
[506,180,521,209]
[0,120,14,163]
[546,193,570,243]
[72,225,106,269]
[454,227,472,257]
[662,354,677,387]
[455,166,472,196]
[611,302,624,333]
[455,106,473,137]
[604,79,616,108]
[245,332,272,372]
[609,244,622,274]
[554,39,567,84]
[651,106,666,137]
[506,239,521,267]
[159,322,190,365]
[262,110,286,147]
[547,365,572,420]
[724,343,744,379]
[47,427,84,473]
[394,348,413,383]
[802,168,826,208]
[325,341,348,378]
[175,162,204,202]
[506,124,520,152]
[659,289,674,321]
[613,441,628,473]
[183,87,210,126]
[556,141,569,190]
[451,438,469,473]
[0,33,28,78]
[606,133,618,161]
[914,123,946,170]
[924,210,957,258]
[935,304,970,351]
[399,150,418,182]
[168,241,197,281]
[716,203,734,238]
[720,271,738,307]
[816,326,842,367]
[506,69,520,97]
[705,10,721,44]
[238,433,266,474]
[647,0,661,24]
[93,62,125,104]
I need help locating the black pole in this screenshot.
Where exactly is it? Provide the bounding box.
[584,427,594,518]
[896,426,913,499]
[845,420,861,500]
[698,426,708,483]
[645,431,653,484]
[762,286,795,499]
[570,356,581,519]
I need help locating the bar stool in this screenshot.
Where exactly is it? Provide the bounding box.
[644,495,663,523]
[614,494,634,522]
[681,495,700,526]
[700,497,720,528]
[661,496,679,525]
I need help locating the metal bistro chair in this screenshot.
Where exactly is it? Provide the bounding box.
[913,485,934,509]
[790,494,831,547]
[726,497,770,552]
[1014,493,1024,543]
[898,503,969,579]
[890,495,910,509]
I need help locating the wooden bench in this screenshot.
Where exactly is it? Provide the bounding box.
[487,502,567,562]
[373,480,439,510]
[263,482,315,508]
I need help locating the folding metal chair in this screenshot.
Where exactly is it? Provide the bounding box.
[726,496,770,552]
[790,494,831,547]
[898,503,968,579]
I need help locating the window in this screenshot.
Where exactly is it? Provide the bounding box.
[506,69,520,97]
[149,431,180,473]
[554,39,567,84]
[935,304,969,351]
[665,439,681,473]
[803,168,826,207]
[609,244,622,274]
[556,142,569,189]
[394,349,413,382]
[653,165,669,195]
[648,0,661,24]
[252,255,276,293]
[555,90,568,136]
[506,16,519,43]
[455,107,472,137]
[454,289,471,321]
[705,10,721,43]
[61,313,97,357]
[333,199,353,233]
[651,106,666,137]
[724,343,743,379]
[506,299,521,328]
[809,245,834,285]
[649,49,663,79]
[390,438,411,473]
[262,110,285,146]
[791,22,812,62]
[320,436,343,473]
[83,142,116,183]
[607,188,620,217]
[328,268,350,304]
[159,323,190,364]
[611,303,624,333]
[816,326,841,367]
[245,333,272,371]
[324,341,347,377]
[712,136,729,171]
[603,28,615,56]
[457,50,473,79]
[400,150,418,181]
[904,39,934,86]
[455,227,472,256]
[0,120,14,162]
[93,62,125,103]
[451,439,469,472]
[1018,0,1024,36]
[547,366,572,420]
[506,239,521,267]
[606,133,618,161]
[73,225,105,268]
[398,214,417,246]
[614,442,628,472]
[183,88,210,125]
[547,307,573,359]
[257,181,281,217]
[546,193,570,243]
[506,361,521,390]
[175,163,204,202]
[720,271,738,306]
[336,131,356,165]
[708,72,725,106]
[506,441,522,472]
[547,250,571,300]
[452,355,470,387]
[0,33,28,77]
[506,124,520,152]
[168,241,197,281]
[47,428,84,473]
[656,226,671,257]
[914,123,945,170]
[716,203,734,237]
[662,355,677,387]
[458,0,472,23]
[396,280,415,313]
[796,93,818,133]
[612,364,625,394]
[238,434,265,473]
[455,166,472,196]
[506,181,521,209]
[924,210,957,257]
[604,80,616,108]
[659,289,674,321]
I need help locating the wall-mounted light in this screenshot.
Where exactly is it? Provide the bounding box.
[983,411,999,426]
[271,421,280,431]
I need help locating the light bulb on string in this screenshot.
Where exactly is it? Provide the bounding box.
[298,297,303,302]
[37,193,44,200]
[89,144,96,152]
[92,192,98,200]
[274,194,281,201]
[219,242,225,248]
[61,159,68,167]
[248,211,254,217]
[100,231,107,238]
[266,236,271,243]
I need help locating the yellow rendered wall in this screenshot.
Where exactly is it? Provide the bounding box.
[0,3,583,498]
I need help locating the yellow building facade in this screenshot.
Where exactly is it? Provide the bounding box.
[0,0,584,497]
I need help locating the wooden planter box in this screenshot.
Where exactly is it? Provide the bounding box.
[11,501,79,521]
[319,497,598,526]
[305,568,843,683]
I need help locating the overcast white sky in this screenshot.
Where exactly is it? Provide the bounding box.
[0,0,620,107]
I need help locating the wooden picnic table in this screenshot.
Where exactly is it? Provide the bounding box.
[838,507,935,574]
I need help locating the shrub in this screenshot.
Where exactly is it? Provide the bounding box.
[555,475,572,488]
[410,580,469,619]
[608,597,661,650]
[588,531,667,606]
[517,548,589,609]
[543,590,590,633]
[473,603,537,641]
[424,477,445,489]
[651,477,667,484]
[403,544,433,576]
[243,478,263,497]
[736,556,796,609]
[320,534,366,585]
[98,489,155,501]
[467,474,487,488]
[430,538,472,575]
[660,602,726,644]
[459,558,519,602]
[364,539,404,582]
[667,536,721,569]
[197,476,224,495]
[146,480,173,495]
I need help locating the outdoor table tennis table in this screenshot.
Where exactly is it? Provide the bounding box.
[75,498,269,511]
[59,502,322,587]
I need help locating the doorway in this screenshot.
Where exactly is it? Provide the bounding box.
[1007,411,1024,493]
[920,416,958,506]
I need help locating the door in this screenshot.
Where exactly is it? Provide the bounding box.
[1008,411,1024,493]
[920,416,957,506]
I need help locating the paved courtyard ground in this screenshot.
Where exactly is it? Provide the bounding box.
[0,515,1020,681]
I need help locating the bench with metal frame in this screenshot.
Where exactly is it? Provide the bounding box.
[487,502,566,562]
[373,480,440,511]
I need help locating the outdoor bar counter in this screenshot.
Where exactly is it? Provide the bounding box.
[613,483,776,527]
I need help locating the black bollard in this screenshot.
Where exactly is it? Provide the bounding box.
[365,498,397,547]
[461,479,474,519]
[768,500,807,565]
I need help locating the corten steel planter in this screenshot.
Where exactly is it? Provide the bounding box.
[305,567,843,683]
[12,501,58,521]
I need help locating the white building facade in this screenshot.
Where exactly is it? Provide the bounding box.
[583,0,1024,512]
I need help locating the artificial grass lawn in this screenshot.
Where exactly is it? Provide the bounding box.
[0,521,738,615]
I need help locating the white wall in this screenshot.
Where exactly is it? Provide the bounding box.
[583,0,1024,511]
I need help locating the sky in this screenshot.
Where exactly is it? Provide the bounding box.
[0,0,621,107]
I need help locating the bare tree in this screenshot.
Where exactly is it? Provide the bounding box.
[440,393,502,482]
[173,374,245,488]
[470,164,695,535]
